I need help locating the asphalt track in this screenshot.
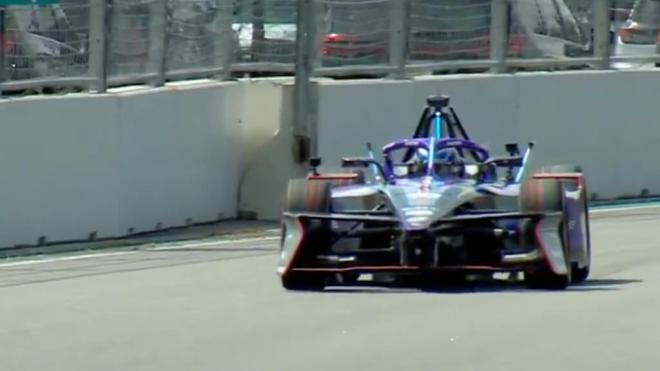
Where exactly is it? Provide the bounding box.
[2,207,660,371]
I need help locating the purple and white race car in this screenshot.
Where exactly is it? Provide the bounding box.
[277,95,591,291]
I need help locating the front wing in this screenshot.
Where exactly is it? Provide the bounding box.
[277,210,570,279]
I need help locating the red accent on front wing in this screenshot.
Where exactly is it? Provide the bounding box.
[280,218,306,277]
[293,265,521,273]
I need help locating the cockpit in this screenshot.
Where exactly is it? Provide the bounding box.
[414,147,468,178]
[348,94,528,185]
[387,142,486,181]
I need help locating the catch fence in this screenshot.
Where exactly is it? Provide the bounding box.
[0,0,654,95]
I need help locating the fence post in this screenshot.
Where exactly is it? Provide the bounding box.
[311,0,324,70]
[250,0,265,62]
[489,0,508,73]
[149,0,168,86]
[88,0,108,93]
[217,0,235,80]
[593,0,612,69]
[292,0,316,163]
[388,0,409,79]
[0,7,6,92]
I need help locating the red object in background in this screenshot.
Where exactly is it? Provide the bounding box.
[507,34,525,56]
[321,33,388,57]
[0,32,18,54]
[321,32,526,59]
[618,23,660,45]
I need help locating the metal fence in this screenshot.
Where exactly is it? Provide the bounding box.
[0,0,657,95]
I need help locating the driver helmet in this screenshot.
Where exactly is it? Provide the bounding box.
[416,147,463,165]
[416,147,465,177]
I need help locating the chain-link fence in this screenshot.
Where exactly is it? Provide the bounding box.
[1,2,92,93]
[165,0,233,78]
[409,0,493,64]
[0,0,656,95]
[233,0,297,70]
[107,0,160,81]
[316,0,391,67]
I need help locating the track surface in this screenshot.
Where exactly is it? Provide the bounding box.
[2,208,660,371]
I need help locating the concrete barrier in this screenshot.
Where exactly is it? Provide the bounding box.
[315,70,660,201]
[2,70,659,247]
[0,94,123,245]
[115,82,241,235]
[0,81,242,247]
[237,79,307,221]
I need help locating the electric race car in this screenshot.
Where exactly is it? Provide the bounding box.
[277,95,591,291]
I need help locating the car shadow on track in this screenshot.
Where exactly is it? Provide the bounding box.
[320,278,642,294]
[568,278,643,292]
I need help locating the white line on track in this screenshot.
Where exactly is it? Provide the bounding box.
[590,203,660,214]
[0,236,280,268]
[0,251,140,268]
[152,236,279,251]
[1,204,659,268]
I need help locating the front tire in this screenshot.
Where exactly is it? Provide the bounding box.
[280,172,365,291]
[281,178,333,291]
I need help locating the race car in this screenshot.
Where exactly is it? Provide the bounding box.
[277,94,591,291]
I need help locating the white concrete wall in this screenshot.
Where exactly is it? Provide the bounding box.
[0,94,123,245]
[237,79,306,221]
[2,70,659,246]
[115,82,241,234]
[315,70,660,201]
[0,81,242,247]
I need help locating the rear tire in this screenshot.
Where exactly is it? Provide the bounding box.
[541,165,591,283]
[281,178,332,291]
[572,262,590,283]
[572,189,591,283]
[520,171,571,290]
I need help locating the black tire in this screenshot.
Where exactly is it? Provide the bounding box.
[282,178,331,291]
[520,172,571,289]
[541,165,591,283]
[281,173,364,291]
[572,259,590,283]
